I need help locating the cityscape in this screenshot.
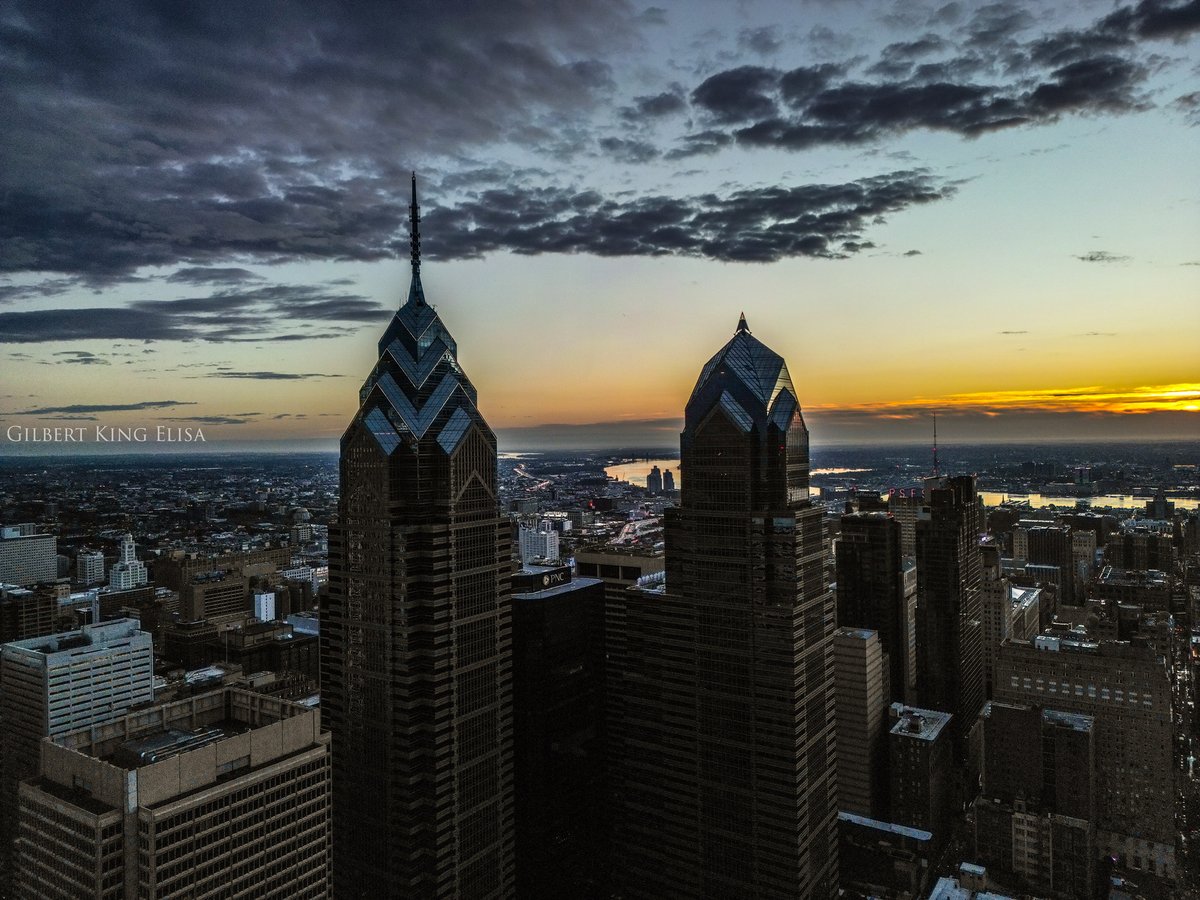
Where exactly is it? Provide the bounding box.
[2,1,1199,899]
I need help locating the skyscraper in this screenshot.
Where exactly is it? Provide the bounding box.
[836,511,908,703]
[322,176,513,898]
[610,314,837,898]
[107,532,147,590]
[915,474,984,755]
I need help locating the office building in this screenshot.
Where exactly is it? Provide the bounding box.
[836,511,908,702]
[76,550,106,586]
[979,544,1040,699]
[14,688,330,899]
[994,635,1174,878]
[0,527,57,587]
[646,465,663,495]
[511,565,607,898]
[888,490,921,558]
[833,628,890,818]
[663,468,676,492]
[0,619,154,891]
[518,523,560,565]
[1107,527,1174,572]
[323,177,513,898]
[888,703,952,844]
[915,475,984,756]
[1026,525,1074,605]
[1095,566,1170,611]
[107,533,147,591]
[838,813,933,899]
[610,314,837,897]
[973,701,1095,897]
[0,582,57,643]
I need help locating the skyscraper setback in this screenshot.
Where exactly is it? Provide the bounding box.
[322,177,514,898]
[609,314,837,897]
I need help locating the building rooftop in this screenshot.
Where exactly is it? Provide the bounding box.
[837,811,932,842]
[1042,708,1094,732]
[110,722,249,767]
[889,703,951,741]
[4,618,145,656]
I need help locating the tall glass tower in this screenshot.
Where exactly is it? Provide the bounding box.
[610,315,838,898]
[322,176,514,899]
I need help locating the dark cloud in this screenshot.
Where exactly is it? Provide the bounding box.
[53,350,110,365]
[1100,0,1200,39]
[620,89,687,121]
[962,2,1036,49]
[0,284,388,343]
[0,278,82,303]
[162,415,253,425]
[998,329,1028,334]
[201,371,344,380]
[166,267,263,285]
[903,249,923,256]
[779,64,844,107]
[0,0,635,281]
[665,130,734,159]
[637,6,668,26]
[691,66,780,123]
[8,401,196,415]
[682,1,1185,155]
[598,137,660,164]
[424,170,955,263]
[1075,250,1130,262]
[738,27,782,56]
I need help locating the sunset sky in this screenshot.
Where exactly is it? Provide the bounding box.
[1,0,1197,450]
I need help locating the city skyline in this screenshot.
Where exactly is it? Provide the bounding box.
[1,0,1198,450]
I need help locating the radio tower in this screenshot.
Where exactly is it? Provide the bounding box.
[932,413,940,477]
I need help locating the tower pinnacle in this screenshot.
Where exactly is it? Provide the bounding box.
[736,312,749,334]
[410,172,421,278]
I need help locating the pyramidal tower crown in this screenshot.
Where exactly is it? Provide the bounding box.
[350,173,486,459]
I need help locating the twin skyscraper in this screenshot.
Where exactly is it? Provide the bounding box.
[323,177,838,898]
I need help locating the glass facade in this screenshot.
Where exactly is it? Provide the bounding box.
[610,317,838,898]
[323,197,513,899]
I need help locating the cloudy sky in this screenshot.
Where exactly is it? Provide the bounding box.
[1,0,1197,450]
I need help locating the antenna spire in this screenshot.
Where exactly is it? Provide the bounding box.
[932,413,940,477]
[410,172,421,277]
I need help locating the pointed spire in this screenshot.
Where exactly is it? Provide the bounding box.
[405,172,426,308]
[736,312,749,334]
[410,172,421,275]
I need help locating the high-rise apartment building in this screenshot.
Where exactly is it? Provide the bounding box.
[836,511,908,702]
[0,619,154,891]
[0,526,57,587]
[915,475,984,755]
[323,177,513,898]
[833,628,890,818]
[994,635,1174,878]
[107,533,148,591]
[14,688,330,899]
[610,315,837,898]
